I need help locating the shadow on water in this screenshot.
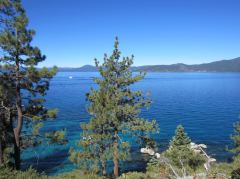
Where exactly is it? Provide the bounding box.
[21,148,70,174]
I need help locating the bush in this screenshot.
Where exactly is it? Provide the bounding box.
[118,172,153,179]
[0,167,48,179]
[0,167,106,179]
[231,168,240,179]
[207,162,232,178]
[54,170,106,179]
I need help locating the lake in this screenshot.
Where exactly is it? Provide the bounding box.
[22,72,240,175]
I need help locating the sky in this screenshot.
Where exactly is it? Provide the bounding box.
[22,0,240,67]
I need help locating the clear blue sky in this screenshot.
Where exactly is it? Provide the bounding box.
[22,0,240,67]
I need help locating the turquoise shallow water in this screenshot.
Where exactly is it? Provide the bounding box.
[21,72,240,175]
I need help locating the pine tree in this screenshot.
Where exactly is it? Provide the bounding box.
[230,121,240,156]
[0,0,66,169]
[166,125,191,168]
[229,120,240,177]
[166,125,205,174]
[70,37,158,177]
[170,125,191,149]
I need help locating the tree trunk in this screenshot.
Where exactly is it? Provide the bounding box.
[14,59,23,170]
[101,159,107,176]
[14,95,23,170]
[113,130,119,177]
[13,134,20,169]
[0,139,3,166]
[100,145,107,176]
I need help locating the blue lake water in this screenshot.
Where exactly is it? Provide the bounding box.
[22,72,240,175]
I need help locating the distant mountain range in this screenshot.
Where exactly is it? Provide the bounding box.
[58,57,240,72]
[58,65,97,72]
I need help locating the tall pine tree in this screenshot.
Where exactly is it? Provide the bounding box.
[70,37,158,177]
[230,121,240,155]
[0,0,66,169]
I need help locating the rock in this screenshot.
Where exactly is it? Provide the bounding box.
[190,142,207,150]
[198,144,207,148]
[82,136,92,140]
[204,163,210,171]
[140,147,155,155]
[190,142,199,149]
[82,136,87,140]
[140,148,146,153]
[209,158,216,162]
[155,153,161,158]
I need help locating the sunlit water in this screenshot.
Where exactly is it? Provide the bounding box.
[21,72,240,175]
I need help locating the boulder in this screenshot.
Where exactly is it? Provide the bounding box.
[190,142,199,149]
[155,153,161,158]
[140,147,155,156]
[198,144,207,148]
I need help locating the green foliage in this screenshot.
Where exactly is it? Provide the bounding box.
[118,172,154,179]
[170,125,191,148]
[206,153,240,178]
[231,168,240,179]
[232,155,240,168]
[46,109,58,119]
[70,37,159,176]
[147,155,206,178]
[229,121,240,155]
[0,167,106,179]
[0,167,48,179]
[53,170,107,179]
[164,125,206,175]
[2,147,14,167]
[0,0,66,168]
[187,152,206,172]
[45,129,68,145]
[146,157,171,177]
[0,60,15,166]
[207,162,233,178]
[165,125,192,167]
[227,120,240,178]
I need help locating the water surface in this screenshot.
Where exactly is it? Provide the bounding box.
[22,72,240,175]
